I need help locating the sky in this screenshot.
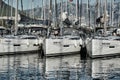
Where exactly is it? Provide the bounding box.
[3,0,120,10]
[3,0,96,10]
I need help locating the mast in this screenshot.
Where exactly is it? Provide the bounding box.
[47,0,52,37]
[109,0,111,26]
[21,0,23,12]
[76,0,79,19]
[41,0,43,19]
[10,0,13,18]
[111,0,114,26]
[103,0,107,35]
[60,1,63,79]
[32,0,34,19]
[86,0,88,25]
[7,0,9,18]
[88,0,90,27]
[118,2,120,27]
[66,0,68,12]
[54,0,57,27]
[43,0,46,21]
[43,0,48,79]
[96,0,100,18]
[60,0,63,36]
[80,0,82,27]
[49,0,52,22]
[15,0,18,35]
[53,0,55,27]
[100,0,102,16]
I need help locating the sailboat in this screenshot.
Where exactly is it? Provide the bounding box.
[0,0,41,55]
[44,0,83,56]
[44,28,83,56]
[86,0,120,58]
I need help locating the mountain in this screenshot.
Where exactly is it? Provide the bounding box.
[0,0,15,16]
[1,0,119,26]
[24,1,120,22]
[0,0,48,26]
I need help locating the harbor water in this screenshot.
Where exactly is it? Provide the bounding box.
[0,52,120,80]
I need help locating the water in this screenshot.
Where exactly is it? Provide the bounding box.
[0,53,44,80]
[92,57,120,80]
[0,52,120,80]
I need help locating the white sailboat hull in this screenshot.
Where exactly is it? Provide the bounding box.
[86,38,120,58]
[44,38,82,56]
[0,38,41,55]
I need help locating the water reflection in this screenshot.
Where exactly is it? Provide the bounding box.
[92,58,120,80]
[0,53,120,80]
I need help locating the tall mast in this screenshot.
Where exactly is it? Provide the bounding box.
[10,0,13,18]
[7,0,9,18]
[21,0,23,12]
[60,0,63,36]
[15,0,18,35]
[100,0,103,17]
[32,0,34,19]
[43,0,46,21]
[54,0,58,27]
[88,0,90,27]
[111,0,114,26]
[96,0,100,18]
[86,0,88,25]
[49,0,52,21]
[41,0,43,19]
[76,0,79,19]
[109,0,111,26]
[66,0,68,12]
[118,2,120,27]
[80,0,82,27]
[103,0,107,35]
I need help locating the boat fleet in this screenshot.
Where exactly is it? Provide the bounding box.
[0,0,84,56]
[1,15,120,58]
[0,23,83,56]
[0,12,119,59]
[0,0,120,79]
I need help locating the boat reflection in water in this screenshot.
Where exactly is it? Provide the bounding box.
[0,51,119,80]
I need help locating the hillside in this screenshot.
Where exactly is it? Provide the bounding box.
[25,1,120,26]
[0,0,15,16]
[0,0,37,26]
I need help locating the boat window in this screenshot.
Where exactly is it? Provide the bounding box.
[17,27,29,35]
[28,27,47,36]
[63,28,79,36]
